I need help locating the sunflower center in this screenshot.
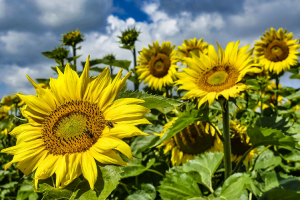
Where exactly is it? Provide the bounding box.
[230,127,251,156]
[56,113,87,138]
[265,40,289,62]
[42,101,105,155]
[197,65,239,92]
[149,53,170,78]
[173,122,215,154]
[207,71,229,85]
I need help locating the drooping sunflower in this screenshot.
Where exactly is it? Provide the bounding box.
[1,56,150,190]
[176,38,208,62]
[176,41,261,108]
[157,118,222,166]
[229,121,256,166]
[136,41,178,91]
[254,28,300,74]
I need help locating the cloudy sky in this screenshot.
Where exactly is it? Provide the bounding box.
[0,0,299,97]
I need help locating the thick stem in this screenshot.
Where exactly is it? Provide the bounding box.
[61,59,64,68]
[222,100,232,179]
[72,45,77,71]
[132,47,139,91]
[275,76,279,107]
[260,84,264,117]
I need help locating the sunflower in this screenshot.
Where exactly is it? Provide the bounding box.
[157,118,222,166]
[229,121,256,166]
[136,41,178,91]
[1,56,150,190]
[176,41,261,108]
[176,38,208,62]
[254,28,300,74]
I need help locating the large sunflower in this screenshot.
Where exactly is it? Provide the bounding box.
[1,56,150,190]
[229,121,256,166]
[157,118,222,166]
[176,38,208,62]
[136,41,178,91]
[254,28,300,74]
[176,41,261,108]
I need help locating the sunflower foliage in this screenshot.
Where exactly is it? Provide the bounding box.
[1,27,300,200]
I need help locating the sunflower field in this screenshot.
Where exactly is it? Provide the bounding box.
[1,27,300,200]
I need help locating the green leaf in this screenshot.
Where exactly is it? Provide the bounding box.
[121,158,155,178]
[97,165,122,200]
[126,184,156,200]
[31,165,121,200]
[131,135,160,155]
[289,74,300,79]
[285,90,300,101]
[245,79,260,90]
[158,172,202,200]
[152,107,209,147]
[82,59,131,71]
[254,149,281,170]
[115,90,182,109]
[247,126,296,148]
[41,51,54,59]
[260,188,300,200]
[35,78,50,85]
[90,67,106,73]
[219,173,252,200]
[181,152,224,190]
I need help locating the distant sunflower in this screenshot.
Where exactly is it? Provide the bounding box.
[1,56,150,190]
[254,28,300,74]
[229,121,256,166]
[176,38,208,62]
[176,41,261,108]
[157,118,222,166]
[136,41,178,91]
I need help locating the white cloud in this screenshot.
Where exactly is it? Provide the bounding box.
[0,63,55,95]
[35,0,86,26]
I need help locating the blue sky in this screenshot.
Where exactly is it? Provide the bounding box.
[0,0,299,98]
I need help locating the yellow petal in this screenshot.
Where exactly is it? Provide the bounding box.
[81,151,97,190]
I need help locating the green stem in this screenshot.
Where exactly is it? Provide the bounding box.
[222,100,232,179]
[146,169,165,177]
[119,182,130,194]
[260,84,264,117]
[275,76,279,107]
[132,47,139,91]
[72,45,77,71]
[245,92,249,109]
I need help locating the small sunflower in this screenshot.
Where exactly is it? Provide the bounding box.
[176,41,261,108]
[61,29,84,46]
[1,56,150,190]
[254,28,300,74]
[136,41,178,91]
[229,121,256,166]
[176,38,208,62]
[157,118,222,166]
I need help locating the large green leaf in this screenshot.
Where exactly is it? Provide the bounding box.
[259,188,300,200]
[285,90,300,101]
[158,172,202,200]
[121,158,155,178]
[254,149,281,171]
[32,165,121,200]
[152,107,209,147]
[126,184,156,200]
[219,173,252,200]
[115,90,182,109]
[247,126,296,148]
[181,152,224,190]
